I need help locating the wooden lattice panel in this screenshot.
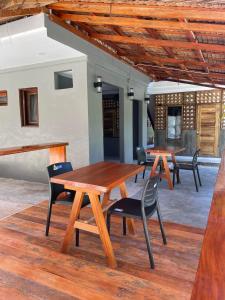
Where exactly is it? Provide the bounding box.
[165,93,183,105]
[183,105,196,129]
[155,94,165,105]
[196,90,221,104]
[183,92,196,105]
[221,91,225,129]
[155,106,166,130]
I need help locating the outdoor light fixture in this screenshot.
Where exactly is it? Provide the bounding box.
[127,87,134,100]
[94,76,102,93]
[144,92,150,104]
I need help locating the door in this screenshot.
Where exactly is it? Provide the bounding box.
[197,104,220,156]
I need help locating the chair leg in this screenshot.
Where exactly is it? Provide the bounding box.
[107,213,111,235]
[156,207,167,245]
[135,174,138,183]
[142,217,155,269]
[45,199,53,236]
[123,217,127,236]
[196,166,202,186]
[193,169,199,192]
[143,166,146,179]
[177,169,181,184]
[75,229,80,247]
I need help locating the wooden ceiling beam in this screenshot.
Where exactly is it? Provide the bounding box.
[127,54,225,71]
[0,7,45,18]
[48,2,225,22]
[143,64,225,80]
[59,14,225,34]
[91,33,225,53]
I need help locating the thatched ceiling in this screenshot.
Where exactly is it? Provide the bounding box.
[2,0,225,88]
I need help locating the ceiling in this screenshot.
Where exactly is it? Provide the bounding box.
[0,15,85,71]
[2,0,225,88]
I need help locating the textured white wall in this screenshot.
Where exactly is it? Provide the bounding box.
[0,58,89,182]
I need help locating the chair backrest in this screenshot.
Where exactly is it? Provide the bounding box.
[192,149,200,166]
[141,175,159,209]
[136,146,147,164]
[47,162,73,200]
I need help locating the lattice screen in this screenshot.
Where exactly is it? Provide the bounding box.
[221,91,225,129]
[155,94,165,105]
[182,92,196,129]
[165,93,183,105]
[155,106,166,130]
[196,90,221,104]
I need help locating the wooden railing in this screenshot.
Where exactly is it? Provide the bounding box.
[191,151,225,299]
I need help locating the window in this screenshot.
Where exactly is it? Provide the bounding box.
[54,70,73,90]
[167,106,182,139]
[0,90,8,106]
[19,88,39,127]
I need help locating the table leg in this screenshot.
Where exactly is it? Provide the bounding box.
[102,191,111,218]
[119,182,135,235]
[150,155,160,177]
[49,145,67,165]
[88,192,117,269]
[61,191,85,253]
[162,155,173,190]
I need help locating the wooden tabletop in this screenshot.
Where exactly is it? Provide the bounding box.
[191,151,225,299]
[0,142,68,156]
[145,146,185,155]
[51,161,144,194]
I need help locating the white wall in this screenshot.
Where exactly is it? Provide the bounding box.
[0,58,89,182]
[46,15,150,163]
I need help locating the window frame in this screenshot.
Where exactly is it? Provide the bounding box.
[0,90,8,106]
[19,87,39,127]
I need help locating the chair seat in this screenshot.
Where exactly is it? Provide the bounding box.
[57,192,90,208]
[108,198,157,219]
[175,163,194,170]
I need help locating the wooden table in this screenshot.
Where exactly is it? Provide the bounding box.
[145,146,185,190]
[51,161,144,268]
[0,142,68,165]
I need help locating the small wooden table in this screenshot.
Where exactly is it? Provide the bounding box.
[51,161,144,268]
[0,142,68,165]
[145,146,185,190]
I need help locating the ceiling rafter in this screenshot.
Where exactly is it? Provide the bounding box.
[58,14,225,34]
[48,2,225,22]
[90,33,225,53]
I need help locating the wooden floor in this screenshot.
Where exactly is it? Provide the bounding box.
[0,201,204,300]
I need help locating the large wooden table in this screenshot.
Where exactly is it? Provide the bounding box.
[191,150,225,299]
[51,161,144,268]
[0,142,68,164]
[145,146,185,190]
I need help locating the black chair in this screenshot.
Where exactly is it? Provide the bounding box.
[172,149,202,192]
[45,162,90,246]
[135,146,156,182]
[107,176,167,269]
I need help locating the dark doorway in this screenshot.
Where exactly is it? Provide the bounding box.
[102,83,120,161]
[133,100,140,160]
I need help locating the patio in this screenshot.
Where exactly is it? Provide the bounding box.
[0,165,218,228]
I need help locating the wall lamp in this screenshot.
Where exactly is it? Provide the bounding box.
[127,87,134,100]
[94,76,102,93]
[144,92,150,104]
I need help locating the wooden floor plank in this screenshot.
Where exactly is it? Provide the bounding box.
[0,201,204,299]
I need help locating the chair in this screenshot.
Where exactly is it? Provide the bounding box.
[107,176,167,269]
[172,149,202,192]
[45,162,90,246]
[135,146,156,182]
